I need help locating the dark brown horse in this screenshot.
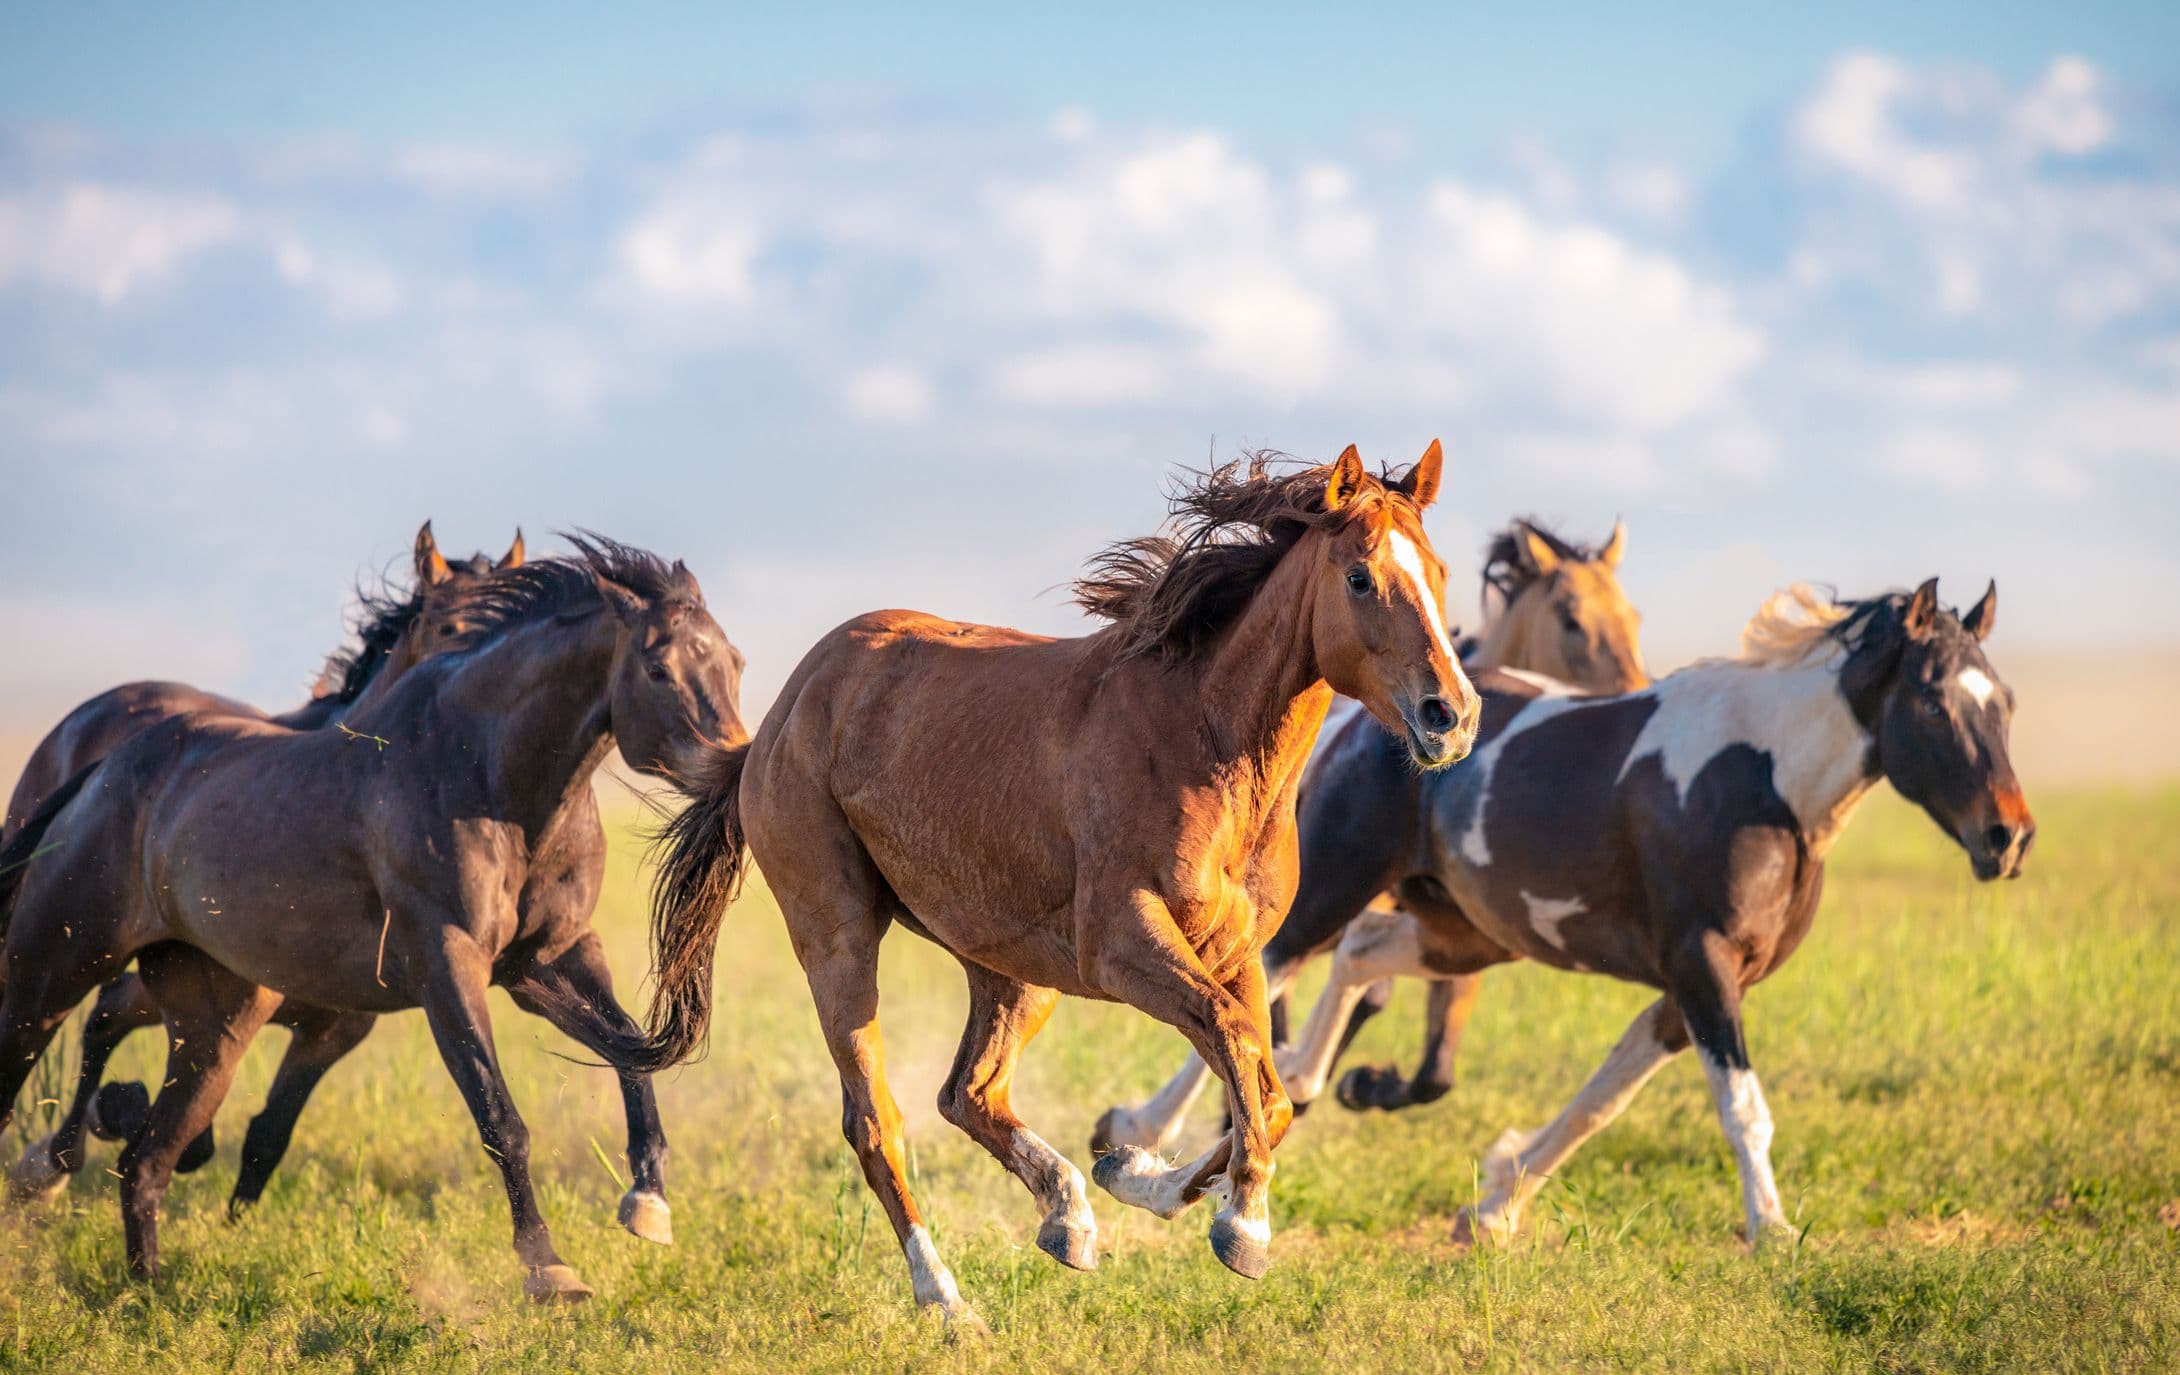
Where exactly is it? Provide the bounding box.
[609,447,1476,1332]
[1100,516,1653,1152]
[4,523,522,1206]
[0,536,746,1301]
[1262,580,2031,1246]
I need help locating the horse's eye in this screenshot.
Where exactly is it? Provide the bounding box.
[646,661,670,683]
[1919,694,1944,719]
[1346,567,1372,596]
[1559,613,1581,634]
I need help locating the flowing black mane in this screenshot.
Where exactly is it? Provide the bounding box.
[314,584,430,705]
[1480,518,1602,607]
[1074,453,1400,664]
[437,532,690,651]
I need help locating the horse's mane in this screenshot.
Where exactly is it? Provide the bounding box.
[1480,518,1601,609]
[1734,584,1894,669]
[1073,453,1391,664]
[313,583,430,704]
[435,531,687,650]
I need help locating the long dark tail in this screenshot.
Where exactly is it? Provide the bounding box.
[615,743,753,1075]
[0,763,95,945]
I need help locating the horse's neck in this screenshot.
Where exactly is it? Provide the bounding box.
[1195,552,1334,811]
[274,695,344,731]
[442,610,620,826]
[1660,658,1879,853]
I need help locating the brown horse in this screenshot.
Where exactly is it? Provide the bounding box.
[611,446,1477,1332]
[0,536,745,1301]
[4,523,522,1205]
[1098,516,1650,1152]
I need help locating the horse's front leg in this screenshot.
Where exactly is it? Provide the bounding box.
[505,933,673,1245]
[1671,931,1791,1246]
[406,916,589,1302]
[1087,889,1289,1280]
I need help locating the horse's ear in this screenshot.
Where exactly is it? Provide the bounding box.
[1904,577,1941,640]
[591,569,647,623]
[1519,524,1561,575]
[1394,438,1443,509]
[1962,579,1996,642]
[669,558,703,602]
[1599,518,1627,570]
[1324,444,1366,511]
[497,529,526,570]
[414,520,452,587]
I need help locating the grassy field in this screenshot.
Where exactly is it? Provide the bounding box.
[3,786,2176,1372]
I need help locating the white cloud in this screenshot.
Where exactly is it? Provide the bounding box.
[391,143,580,197]
[843,365,935,424]
[0,183,242,302]
[1605,160,1691,221]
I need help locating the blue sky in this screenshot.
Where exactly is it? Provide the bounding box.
[2,2,2177,728]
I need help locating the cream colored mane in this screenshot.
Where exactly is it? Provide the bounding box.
[1734,584,1853,669]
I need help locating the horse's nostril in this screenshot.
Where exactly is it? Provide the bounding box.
[1418,696,1454,734]
[1984,823,2015,854]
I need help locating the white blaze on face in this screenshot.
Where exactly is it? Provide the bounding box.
[1957,667,1996,707]
[1387,529,1459,668]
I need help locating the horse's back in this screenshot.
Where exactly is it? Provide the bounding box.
[5,681,262,837]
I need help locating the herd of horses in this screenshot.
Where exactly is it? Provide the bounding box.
[0,444,2033,1334]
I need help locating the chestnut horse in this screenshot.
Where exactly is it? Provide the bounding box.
[1274,581,2031,1247]
[1098,516,1650,1153]
[4,523,522,1205]
[0,537,746,1301]
[612,446,1477,1332]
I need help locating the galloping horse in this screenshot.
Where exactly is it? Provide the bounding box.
[1097,516,1649,1154]
[4,523,522,1206]
[613,447,1477,1332]
[0,537,746,1301]
[1269,580,2031,1247]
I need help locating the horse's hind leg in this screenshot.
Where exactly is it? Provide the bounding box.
[505,934,673,1245]
[118,945,279,1278]
[9,973,161,1200]
[937,962,1096,1272]
[228,1006,376,1218]
[410,922,588,1303]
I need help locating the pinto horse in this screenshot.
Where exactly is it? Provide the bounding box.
[1269,579,2031,1248]
[614,447,1476,1331]
[0,537,746,1301]
[3,522,522,1205]
[1099,515,1650,1153]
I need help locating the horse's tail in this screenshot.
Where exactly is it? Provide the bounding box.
[0,763,95,945]
[616,742,754,1075]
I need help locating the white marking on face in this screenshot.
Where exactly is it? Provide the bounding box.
[1520,892,1587,950]
[1957,667,1996,707]
[1388,529,1460,667]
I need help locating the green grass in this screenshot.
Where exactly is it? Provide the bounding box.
[5,787,2178,1372]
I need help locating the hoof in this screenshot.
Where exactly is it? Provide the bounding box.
[1089,1107,1123,1157]
[1036,1215,1098,1272]
[1090,1144,1142,1194]
[1336,1064,1402,1112]
[935,1303,990,1340]
[618,1189,674,1246]
[90,1082,150,1143]
[1451,1203,1514,1253]
[1208,1209,1271,1280]
[523,1263,594,1305]
[175,1126,216,1176]
[6,1135,70,1205]
[226,1194,259,1224]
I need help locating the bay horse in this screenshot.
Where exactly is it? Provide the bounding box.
[1270,579,2031,1248]
[612,446,1477,1332]
[0,536,746,1301]
[1098,516,1650,1153]
[4,522,523,1206]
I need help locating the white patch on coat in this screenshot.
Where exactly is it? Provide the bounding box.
[1698,1054,1788,1238]
[1520,891,1587,950]
[1493,666,1578,696]
[1618,660,1872,849]
[1957,667,1996,707]
[1447,690,1598,871]
[903,1224,964,1309]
